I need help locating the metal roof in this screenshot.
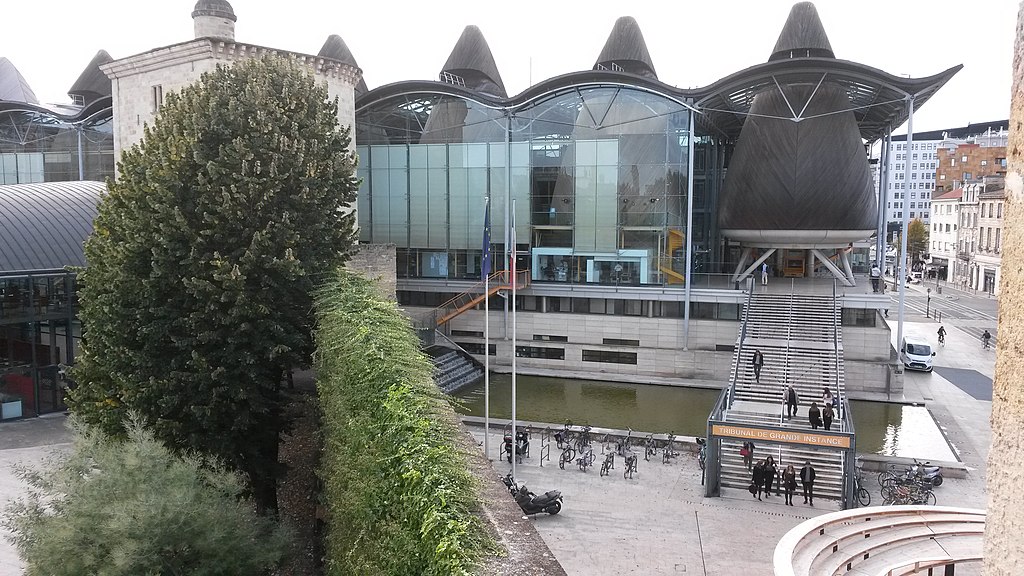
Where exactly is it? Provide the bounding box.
[68,50,113,105]
[318,35,367,96]
[0,181,105,272]
[0,57,39,104]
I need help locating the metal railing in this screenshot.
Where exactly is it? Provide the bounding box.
[411,270,529,329]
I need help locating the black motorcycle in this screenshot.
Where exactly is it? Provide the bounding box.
[501,473,562,515]
[503,429,530,463]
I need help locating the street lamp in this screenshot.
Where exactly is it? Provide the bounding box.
[926,287,931,318]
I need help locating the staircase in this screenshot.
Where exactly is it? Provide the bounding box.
[715,290,850,501]
[417,270,530,328]
[425,345,484,394]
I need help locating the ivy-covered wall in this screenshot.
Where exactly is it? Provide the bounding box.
[315,269,488,575]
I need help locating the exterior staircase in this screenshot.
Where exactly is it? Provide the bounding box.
[714,290,851,501]
[425,345,484,394]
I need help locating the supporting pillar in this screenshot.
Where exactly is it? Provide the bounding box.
[683,109,696,350]
[734,248,777,283]
[877,128,892,269]
[731,247,753,282]
[839,250,855,286]
[896,96,914,360]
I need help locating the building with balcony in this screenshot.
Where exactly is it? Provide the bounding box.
[953,177,1004,293]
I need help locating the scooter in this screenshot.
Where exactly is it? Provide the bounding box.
[501,473,562,515]
[910,459,943,487]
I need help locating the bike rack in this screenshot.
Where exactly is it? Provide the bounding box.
[539,427,551,467]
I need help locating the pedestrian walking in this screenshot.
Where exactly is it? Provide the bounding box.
[741,441,755,471]
[822,403,834,431]
[761,262,769,285]
[783,464,798,506]
[809,402,822,430]
[800,461,816,506]
[821,386,833,407]
[752,460,766,501]
[764,455,778,497]
[870,263,881,293]
[750,349,765,383]
[785,385,799,420]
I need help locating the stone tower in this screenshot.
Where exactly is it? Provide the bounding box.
[192,0,236,41]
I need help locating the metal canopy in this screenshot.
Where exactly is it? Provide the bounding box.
[692,58,962,144]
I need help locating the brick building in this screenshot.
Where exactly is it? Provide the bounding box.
[935,140,1008,194]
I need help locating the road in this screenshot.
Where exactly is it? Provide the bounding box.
[884,278,998,342]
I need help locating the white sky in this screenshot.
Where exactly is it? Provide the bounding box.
[2,0,1016,135]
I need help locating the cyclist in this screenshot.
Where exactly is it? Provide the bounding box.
[937,326,946,347]
[982,329,992,349]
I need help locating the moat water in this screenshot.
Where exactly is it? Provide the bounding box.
[451,374,958,461]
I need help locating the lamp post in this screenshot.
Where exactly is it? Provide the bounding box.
[926,287,931,318]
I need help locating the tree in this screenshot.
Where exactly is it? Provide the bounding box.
[2,417,291,575]
[69,56,358,511]
[907,218,929,262]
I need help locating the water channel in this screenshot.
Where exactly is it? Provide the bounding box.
[451,374,958,462]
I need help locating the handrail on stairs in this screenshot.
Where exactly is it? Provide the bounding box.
[413,270,530,329]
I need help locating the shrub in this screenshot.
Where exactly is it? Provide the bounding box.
[3,417,291,575]
[315,270,488,575]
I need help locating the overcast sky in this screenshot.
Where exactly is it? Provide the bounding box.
[2,0,1016,136]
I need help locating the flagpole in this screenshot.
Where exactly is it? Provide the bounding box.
[510,199,517,481]
[483,198,491,461]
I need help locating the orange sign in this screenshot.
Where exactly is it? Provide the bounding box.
[711,423,851,449]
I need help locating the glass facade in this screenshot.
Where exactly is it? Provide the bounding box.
[0,271,80,420]
[356,86,725,286]
[0,107,114,184]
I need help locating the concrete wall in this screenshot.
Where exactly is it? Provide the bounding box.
[982,4,1024,572]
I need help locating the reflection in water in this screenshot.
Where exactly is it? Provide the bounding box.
[452,374,958,461]
[452,374,719,437]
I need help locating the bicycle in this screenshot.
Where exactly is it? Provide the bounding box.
[574,424,593,456]
[616,428,633,457]
[855,471,871,507]
[558,446,575,470]
[600,451,614,476]
[937,332,945,347]
[623,453,638,479]
[577,447,595,472]
[982,335,992,350]
[662,432,679,464]
[643,433,658,461]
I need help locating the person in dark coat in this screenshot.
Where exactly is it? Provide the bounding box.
[750,349,765,383]
[764,455,778,497]
[800,461,816,505]
[741,441,755,471]
[752,460,766,501]
[809,402,822,430]
[822,403,834,431]
[783,464,798,505]
[785,385,799,420]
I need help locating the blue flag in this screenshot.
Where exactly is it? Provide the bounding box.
[481,198,491,278]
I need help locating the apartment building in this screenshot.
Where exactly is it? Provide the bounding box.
[929,188,961,282]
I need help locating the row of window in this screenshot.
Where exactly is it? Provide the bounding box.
[456,343,642,365]
[889,182,934,190]
[891,191,932,200]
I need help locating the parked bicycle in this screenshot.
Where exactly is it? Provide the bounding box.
[662,432,679,464]
[883,482,936,506]
[577,447,595,472]
[623,453,638,479]
[855,470,871,507]
[643,433,658,461]
[616,428,633,457]
[600,451,615,477]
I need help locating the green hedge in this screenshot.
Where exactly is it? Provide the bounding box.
[315,270,488,575]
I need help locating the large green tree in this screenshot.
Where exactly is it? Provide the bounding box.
[907,218,929,261]
[69,56,357,510]
[3,417,291,575]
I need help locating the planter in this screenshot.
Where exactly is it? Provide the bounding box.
[1,399,23,420]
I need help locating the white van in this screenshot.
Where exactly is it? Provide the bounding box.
[900,338,935,372]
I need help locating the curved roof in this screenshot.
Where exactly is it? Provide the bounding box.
[770,2,834,60]
[441,26,506,98]
[318,35,368,95]
[356,5,961,144]
[594,16,657,79]
[0,181,105,272]
[68,50,113,106]
[0,57,39,104]
[192,0,237,21]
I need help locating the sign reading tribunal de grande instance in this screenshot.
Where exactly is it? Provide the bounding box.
[711,423,852,449]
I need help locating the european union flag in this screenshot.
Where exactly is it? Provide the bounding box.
[481,198,491,278]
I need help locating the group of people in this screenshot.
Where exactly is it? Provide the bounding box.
[808,387,839,430]
[746,448,817,506]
